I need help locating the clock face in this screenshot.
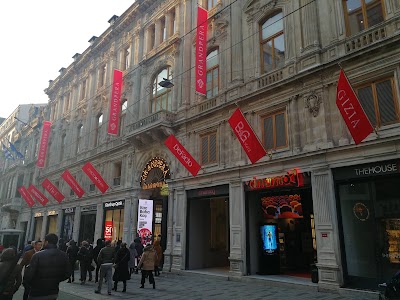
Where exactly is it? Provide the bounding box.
[353,202,370,221]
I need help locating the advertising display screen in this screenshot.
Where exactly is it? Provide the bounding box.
[260,224,278,253]
[137,199,153,245]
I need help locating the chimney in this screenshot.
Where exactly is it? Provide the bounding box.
[72,53,81,62]
[108,15,119,25]
[59,67,66,75]
[88,36,98,45]
[49,80,53,86]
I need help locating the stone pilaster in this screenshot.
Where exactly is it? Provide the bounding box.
[94,203,103,242]
[311,168,343,290]
[300,0,320,51]
[41,214,48,241]
[171,187,186,271]
[229,180,246,275]
[56,209,63,238]
[231,1,243,83]
[163,188,175,272]
[155,19,162,47]
[72,206,81,242]
[123,198,132,243]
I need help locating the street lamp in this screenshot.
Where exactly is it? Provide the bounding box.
[158,78,174,88]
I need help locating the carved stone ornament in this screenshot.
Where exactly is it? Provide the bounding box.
[305,91,322,117]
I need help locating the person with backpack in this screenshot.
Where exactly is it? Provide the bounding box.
[0,248,22,300]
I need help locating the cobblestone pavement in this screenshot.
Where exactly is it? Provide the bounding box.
[12,271,380,300]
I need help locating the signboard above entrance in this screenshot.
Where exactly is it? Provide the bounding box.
[245,169,304,191]
[140,157,171,190]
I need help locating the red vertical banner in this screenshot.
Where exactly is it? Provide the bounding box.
[228,108,267,164]
[164,134,201,176]
[336,70,374,144]
[36,121,52,168]
[28,185,49,207]
[61,170,85,198]
[41,178,65,203]
[18,186,35,208]
[108,69,123,135]
[104,221,113,241]
[82,162,109,194]
[195,6,208,95]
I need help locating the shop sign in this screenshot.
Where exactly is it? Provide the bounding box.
[104,221,113,241]
[333,160,400,180]
[64,207,74,214]
[353,203,370,221]
[104,200,125,209]
[34,212,43,218]
[245,169,303,191]
[160,184,169,196]
[137,199,153,245]
[47,210,57,216]
[140,157,171,190]
[81,205,97,212]
[187,185,229,199]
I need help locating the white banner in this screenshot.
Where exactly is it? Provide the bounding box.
[137,199,153,245]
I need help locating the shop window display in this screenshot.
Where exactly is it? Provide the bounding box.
[104,209,124,241]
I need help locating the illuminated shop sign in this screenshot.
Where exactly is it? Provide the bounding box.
[34,212,43,217]
[187,185,229,199]
[140,157,171,190]
[245,169,303,190]
[104,200,125,209]
[47,210,57,216]
[64,207,75,214]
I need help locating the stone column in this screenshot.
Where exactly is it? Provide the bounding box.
[94,203,103,242]
[72,206,81,242]
[163,188,175,272]
[181,0,192,107]
[311,167,343,290]
[131,192,139,238]
[123,198,132,243]
[229,180,246,275]
[290,95,301,153]
[230,0,243,83]
[171,187,186,270]
[57,209,64,238]
[41,214,48,241]
[301,0,320,51]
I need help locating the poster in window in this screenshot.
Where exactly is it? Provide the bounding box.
[104,221,113,241]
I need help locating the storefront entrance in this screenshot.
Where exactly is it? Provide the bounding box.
[79,213,96,244]
[103,200,124,241]
[46,213,58,235]
[246,170,316,277]
[33,216,43,241]
[61,208,74,242]
[186,186,230,270]
[334,160,400,289]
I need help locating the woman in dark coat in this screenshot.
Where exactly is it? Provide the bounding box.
[134,237,144,274]
[0,248,22,300]
[66,240,79,283]
[112,242,130,292]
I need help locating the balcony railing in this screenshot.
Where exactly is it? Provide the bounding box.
[346,27,387,53]
[127,110,176,133]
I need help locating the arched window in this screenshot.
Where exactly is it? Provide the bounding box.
[206,49,219,99]
[77,125,83,153]
[94,114,103,146]
[260,11,285,74]
[152,67,172,112]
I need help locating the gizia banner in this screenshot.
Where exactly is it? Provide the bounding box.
[28,184,49,206]
[195,6,208,95]
[18,186,35,207]
[42,178,65,203]
[37,121,51,168]
[108,69,123,135]
[228,108,267,164]
[336,70,374,144]
[61,170,85,198]
[82,162,109,194]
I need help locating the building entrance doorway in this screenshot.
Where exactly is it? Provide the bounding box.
[187,197,230,270]
[79,213,96,244]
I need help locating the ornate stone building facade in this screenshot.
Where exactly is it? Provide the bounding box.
[4,0,400,292]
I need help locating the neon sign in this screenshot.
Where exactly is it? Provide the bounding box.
[246,169,303,190]
[140,157,171,190]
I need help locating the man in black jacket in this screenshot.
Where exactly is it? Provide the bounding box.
[23,233,70,300]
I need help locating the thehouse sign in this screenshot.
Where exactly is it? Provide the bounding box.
[140,157,171,190]
[333,160,400,180]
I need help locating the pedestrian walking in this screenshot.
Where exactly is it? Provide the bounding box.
[128,241,137,276]
[19,240,42,300]
[153,240,163,276]
[66,240,79,283]
[138,243,157,289]
[23,233,70,300]
[0,248,22,300]
[94,240,116,295]
[93,239,104,283]
[112,242,130,292]
[77,241,92,284]
[134,237,144,274]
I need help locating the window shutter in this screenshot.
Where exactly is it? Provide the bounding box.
[201,136,208,164]
[358,86,376,126]
[209,133,217,162]
[376,79,397,125]
[263,117,273,149]
[275,113,287,148]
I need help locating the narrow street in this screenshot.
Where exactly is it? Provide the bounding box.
[13,271,380,300]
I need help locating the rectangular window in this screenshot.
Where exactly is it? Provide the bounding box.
[160,17,166,42]
[262,110,288,150]
[343,0,384,36]
[201,132,218,165]
[208,0,218,9]
[113,161,122,186]
[149,25,156,50]
[357,77,399,127]
[171,9,176,35]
